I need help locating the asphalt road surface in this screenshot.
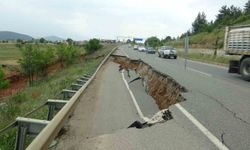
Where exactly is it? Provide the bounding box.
[120,45,250,150]
[55,45,250,150]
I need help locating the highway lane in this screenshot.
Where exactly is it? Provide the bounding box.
[121,45,250,150]
[55,54,218,150]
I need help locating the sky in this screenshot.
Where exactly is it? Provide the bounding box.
[0,0,247,40]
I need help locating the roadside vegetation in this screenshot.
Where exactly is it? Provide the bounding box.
[177,51,240,65]
[0,38,116,149]
[0,68,9,89]
[171,0,250,49]
[143,1,250,65]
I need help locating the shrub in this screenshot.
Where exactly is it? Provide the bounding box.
[0,68,9,89]
[145,36,161,48]
[10,92,28,104]
[19,44,55,85]
[85,38,102,54]
[56,44,80,67]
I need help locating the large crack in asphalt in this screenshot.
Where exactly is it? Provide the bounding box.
[111,54,188,128]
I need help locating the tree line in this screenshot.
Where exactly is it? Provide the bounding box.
[19,38,102,86]
[191,0,250,35]
[0,38,102,88]
[145,1,250,48]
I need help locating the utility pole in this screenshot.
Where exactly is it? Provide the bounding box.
[184,32,189,70]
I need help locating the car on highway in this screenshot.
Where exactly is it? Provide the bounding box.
[146,47,156,54]
[133,45,139,50]
[158,46,177,59]
[138,46,146,52]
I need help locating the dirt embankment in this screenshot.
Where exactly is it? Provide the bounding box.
[0,62,63,98]
[111,55,187,109]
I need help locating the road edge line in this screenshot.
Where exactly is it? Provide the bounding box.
[188,67,212,77]
[175,103,229,150]
[121,71,149,122]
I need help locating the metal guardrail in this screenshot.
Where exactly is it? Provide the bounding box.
[26,47,118,150]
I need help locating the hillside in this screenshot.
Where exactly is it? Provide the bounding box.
[44,36,64,42]
[0,31,33,41]
[172,29,225,49]
[166,1,250,49]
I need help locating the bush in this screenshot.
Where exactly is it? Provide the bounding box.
[10,92,28,104]
[0,68,9,89]
[56,44,80,67]
[145,36,161,48]
[85,38,102,54]
[19,44,55,85]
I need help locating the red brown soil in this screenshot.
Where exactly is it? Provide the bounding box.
[0,62,62,99]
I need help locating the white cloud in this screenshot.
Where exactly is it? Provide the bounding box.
[0,0,247,40]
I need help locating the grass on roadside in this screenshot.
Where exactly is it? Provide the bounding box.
[0,43,117,150]
[177,51,240,65]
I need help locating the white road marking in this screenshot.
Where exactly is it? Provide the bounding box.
[188,67,212,77]
[121,71,149,122]
[121,47,228,150]
[180,58,228,70]
[176,104,229,150]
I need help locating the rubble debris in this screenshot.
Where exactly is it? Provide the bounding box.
[128,109,173,129]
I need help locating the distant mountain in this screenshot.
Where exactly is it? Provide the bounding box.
[44,36,64,42]
[0,31,33,40]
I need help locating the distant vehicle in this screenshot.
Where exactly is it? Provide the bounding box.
[224,25,250,81]
[138,46,146,52]
[128,44,132,48]
[133,45,138,50]
[146,47,156,54]
[158,46,177,59]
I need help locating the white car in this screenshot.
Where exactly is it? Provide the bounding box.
[138,46,146,52]
[133,45,139,50]
[158,46,177,59]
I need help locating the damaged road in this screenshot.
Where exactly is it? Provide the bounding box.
[111,54,187,110]
[119,45,250,150]
[54,49,218,150]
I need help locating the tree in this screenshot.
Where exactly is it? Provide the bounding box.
[19,44,54,85]
[56,44,80,67]
[66,38,74,45]
[215,5,242,26]
[0,68,9,89]
[39,38,46,43]
[84,38,102,54]
[34,48,54,77]
[19,45,36,85]
[244,0,250,15]
[163,36,172,42]
[145,36,160,48]
[192,12,208,33]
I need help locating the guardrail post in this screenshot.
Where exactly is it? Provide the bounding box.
[15,125,27,150]
[47,100,68,120]
[83,74,91,78]
[71,83,82,90]
[76,79,86,85]
[80,77,89,81]
[62,89,77,100]
[15,117,49,150]
[47,105,55,121]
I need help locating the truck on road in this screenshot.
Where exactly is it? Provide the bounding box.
[224,25,250,81]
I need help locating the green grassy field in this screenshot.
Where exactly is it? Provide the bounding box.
[0,43,117,149]
[0,43,73,66]
[0,44,21,65]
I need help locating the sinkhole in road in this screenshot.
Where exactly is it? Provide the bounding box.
[111,54,188,128]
